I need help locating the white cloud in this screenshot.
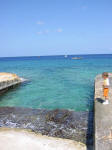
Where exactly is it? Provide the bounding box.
[37,28,63,35]
[37,21,44,25]
[56,28,63,32]
[37,31,43,35]
[37,30,49,35]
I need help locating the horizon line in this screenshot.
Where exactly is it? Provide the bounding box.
[0,53,112,58]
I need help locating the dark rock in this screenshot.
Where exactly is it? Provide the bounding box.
[45,109,72,123]
[0,107,93,146]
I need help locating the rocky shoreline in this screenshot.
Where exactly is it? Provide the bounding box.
[0,72,27,96]
[0,73,93,149]
[0,72,23,91]
[0,107,93,147]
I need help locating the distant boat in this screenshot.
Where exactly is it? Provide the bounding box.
[64,55,68,58]
[72,57,82,60]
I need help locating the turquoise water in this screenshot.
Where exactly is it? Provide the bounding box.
[0,54,112,111]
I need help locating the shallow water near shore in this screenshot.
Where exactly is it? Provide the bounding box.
[0,54,112,111]
[0,107,93,147]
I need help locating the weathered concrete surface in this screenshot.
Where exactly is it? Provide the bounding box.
[0,128,86,150]
[0,72,23,91]
[94,74,112,150]
[0,107,91,144]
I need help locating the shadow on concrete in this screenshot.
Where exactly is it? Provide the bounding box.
[96,98,104,103]
[86,111,94,150]
[86,92,94,150]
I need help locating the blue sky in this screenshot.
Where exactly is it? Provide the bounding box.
[0,0,112,56]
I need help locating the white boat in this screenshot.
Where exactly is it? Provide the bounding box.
[72,57,82,60]
[64,55,68,58]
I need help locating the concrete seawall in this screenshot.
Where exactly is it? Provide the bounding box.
[0,128,86,150]
[0,72,23,91]
[94,74,112,150]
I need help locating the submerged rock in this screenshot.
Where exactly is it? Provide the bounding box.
[0,107,93,146]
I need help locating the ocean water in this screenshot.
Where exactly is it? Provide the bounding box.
[0,54,112,111]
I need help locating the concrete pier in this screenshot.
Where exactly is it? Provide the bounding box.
[94,74,112,150]
[0,72,23,91]
[0,128,86,150]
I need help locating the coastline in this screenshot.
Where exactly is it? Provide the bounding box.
[0,107,93,149]
[0,73,23,91]
[0,72,94,149]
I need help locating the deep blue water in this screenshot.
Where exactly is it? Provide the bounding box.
[0,54,112,111]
